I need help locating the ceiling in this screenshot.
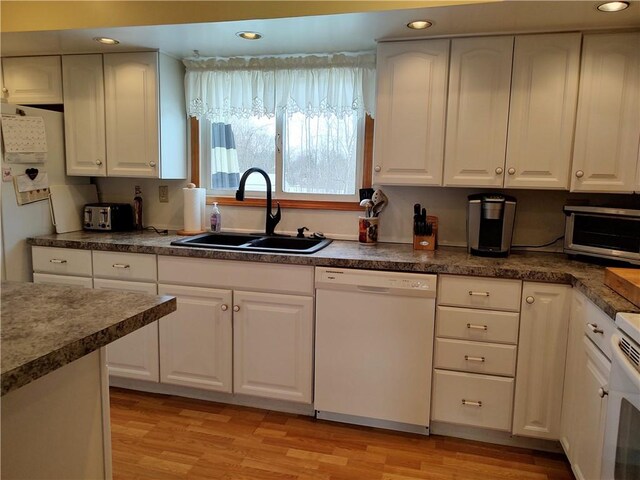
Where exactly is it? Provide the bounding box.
[1,1,638,59]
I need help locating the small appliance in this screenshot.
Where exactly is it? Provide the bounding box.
[83,203,134,231]
[467,194,516,257]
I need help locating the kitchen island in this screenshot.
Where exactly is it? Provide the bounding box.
[1,282,176,480]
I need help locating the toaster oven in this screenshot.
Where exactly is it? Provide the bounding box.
[563,206,640,265]
[84,203,134,231]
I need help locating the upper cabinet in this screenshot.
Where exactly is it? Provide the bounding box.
[443,36,514,187]
[505,33,581,189]
[373,39,450,185]
[1,56,63,105]
[63,52,187,179]
[571,32,640,193]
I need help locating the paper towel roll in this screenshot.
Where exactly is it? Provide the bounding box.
[183,184,205,233]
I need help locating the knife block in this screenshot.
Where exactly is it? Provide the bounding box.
[413,216,438,251]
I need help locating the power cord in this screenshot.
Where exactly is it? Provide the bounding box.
[513,235,564,249]
[144,226,169,235]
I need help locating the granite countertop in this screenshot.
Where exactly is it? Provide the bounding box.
[27,230,639,320]
[1,282,176,396]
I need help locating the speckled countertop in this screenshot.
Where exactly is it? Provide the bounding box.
[27,231,639,320]
[1,281,176,396]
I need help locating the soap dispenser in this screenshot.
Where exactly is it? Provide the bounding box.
[210,202,221,232]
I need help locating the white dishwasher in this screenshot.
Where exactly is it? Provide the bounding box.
[314,267,437,434]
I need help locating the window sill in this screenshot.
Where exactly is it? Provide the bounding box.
[208,196,362,211]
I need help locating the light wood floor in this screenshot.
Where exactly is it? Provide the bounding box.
[110,388,574,480]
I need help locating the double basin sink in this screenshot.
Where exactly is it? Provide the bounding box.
[171,232,332,254]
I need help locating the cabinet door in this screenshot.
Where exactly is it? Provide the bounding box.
[444,36,514,187]
[33,272,93,288]
[62,55,107,177]
[104,52,159,178]
[373,40,449,185]
[158,284,233,392]
[573,337,611,480]
[505,33,581,189]
[233,290,313,403]
[2,56,63,104]
[513,282,571,439]
[571,33,640,193]
[94,278,159,382]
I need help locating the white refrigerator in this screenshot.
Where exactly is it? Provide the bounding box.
[0,103,88,282]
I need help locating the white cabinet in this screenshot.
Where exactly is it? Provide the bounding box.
[571,32,640,193]
[62,55,107,176]
[443,36,514,187]
[505,33,581,189]
[373,39,449,185]
[32,246,93,287]
[512,282,571,439]
[33,272,93,288]
[233,290,313,403]
[1,56,63,104]
[157,284,233,393]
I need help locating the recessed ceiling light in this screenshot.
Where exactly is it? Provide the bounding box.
[407,20,433,30]
[93,37,119,45]
[597,1,630,12]
[236,31,262,40]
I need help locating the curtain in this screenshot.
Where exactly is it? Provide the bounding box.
[210,123,240,189]
[183,53,376,121]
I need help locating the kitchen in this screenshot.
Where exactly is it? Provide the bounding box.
[2,2,638,478]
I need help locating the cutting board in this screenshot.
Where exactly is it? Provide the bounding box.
[49,184,98,233]
[605,267,640,308]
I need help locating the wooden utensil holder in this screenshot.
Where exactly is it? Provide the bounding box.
[413,216,438,251]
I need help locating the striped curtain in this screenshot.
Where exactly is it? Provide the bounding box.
[211,122,240,189]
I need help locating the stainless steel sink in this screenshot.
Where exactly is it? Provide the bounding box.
[171,232,332,254]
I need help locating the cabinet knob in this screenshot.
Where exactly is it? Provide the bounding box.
[221,304,228,311]
[374,165,381,173]
[233,305,240,312]
[2,87,8,93]
[495,167,503,175]
[149,161,157,167]
[526,296,535,304]
[575,170,584,178]
[96,159,103,166]
[507,168,516,175]
[598,387,608,398]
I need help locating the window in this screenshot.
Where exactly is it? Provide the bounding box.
[185,53,376,207]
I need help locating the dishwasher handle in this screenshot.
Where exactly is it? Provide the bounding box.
[356,285,391,294]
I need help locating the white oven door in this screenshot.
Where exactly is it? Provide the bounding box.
[602,334,640,480]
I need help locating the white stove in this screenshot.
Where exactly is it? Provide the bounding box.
[615,311,640,346]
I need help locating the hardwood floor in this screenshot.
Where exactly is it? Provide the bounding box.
[110,388,574,480]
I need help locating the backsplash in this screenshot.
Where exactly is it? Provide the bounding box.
[95,177,633,251]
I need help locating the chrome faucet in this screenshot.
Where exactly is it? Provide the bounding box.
[235,167,281,236]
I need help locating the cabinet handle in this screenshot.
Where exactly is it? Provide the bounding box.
[221,304,228,311]
[598,387,608,398]
[112,263,130,269]
[96,159,103,166]
[49,258,67,264]
[575,170,584,178]
[461,399,482,407]
[233,305,240,312]
[495,167,503,175]
[587,323,604,335]
[464,355,485,363]
[507,168,516,175]
[149,161,157,167]
[374,165,381,173]
[467,323,488,331]
[468,291,490,297]
[526,296,535,304]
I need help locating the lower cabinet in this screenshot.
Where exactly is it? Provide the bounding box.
[33,272,93,288]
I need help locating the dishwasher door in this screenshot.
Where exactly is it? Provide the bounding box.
[314,267,437,431]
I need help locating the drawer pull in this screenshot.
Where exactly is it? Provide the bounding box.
[467,323,488,331]
[112,264,131,269]
[587,323,604,335]
[464,355,485,363]
[49,259,68,264]
[468,291,490,297]
[462,399,482,407]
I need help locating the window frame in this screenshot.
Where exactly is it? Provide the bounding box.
[190,115,374,211]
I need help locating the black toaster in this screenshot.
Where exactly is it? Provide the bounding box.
[83,203,134,231]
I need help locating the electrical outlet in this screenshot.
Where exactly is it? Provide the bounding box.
[159,185,169,203]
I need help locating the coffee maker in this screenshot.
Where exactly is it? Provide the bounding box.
[467,194,517,257]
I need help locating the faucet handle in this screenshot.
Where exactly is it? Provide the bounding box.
[297,226,309,238]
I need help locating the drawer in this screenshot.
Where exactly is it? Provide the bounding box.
[431,369,514,431]
[583,296,617,360]
[436,306,520,344]
[438,275,522,312]
[434,338,517,377]
[93,251,157,282]
[32,246,92,277]
[158,256,314,295]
